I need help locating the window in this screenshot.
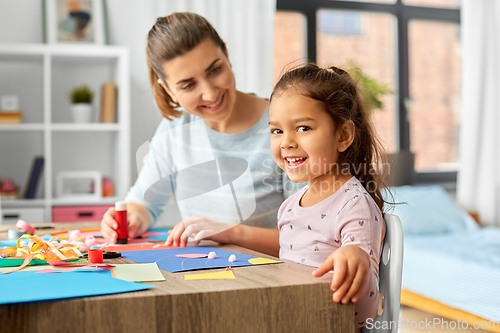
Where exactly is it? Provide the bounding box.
[318,10,362,35]
[408,20,461,171]
[273,12,306,84]
[275,0,460,184]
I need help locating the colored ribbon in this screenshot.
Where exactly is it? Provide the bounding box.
[1,234,83,275]
[16,220,37,235]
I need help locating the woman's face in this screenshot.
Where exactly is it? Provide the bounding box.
[160,39,237,126]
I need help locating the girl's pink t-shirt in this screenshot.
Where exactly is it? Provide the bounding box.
[277,176,386,327]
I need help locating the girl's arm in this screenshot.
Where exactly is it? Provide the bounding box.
[165,216,280,257]
[312,244,370,304]
[232,224,280,257]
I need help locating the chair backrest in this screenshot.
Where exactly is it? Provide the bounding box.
[363,213,404,333]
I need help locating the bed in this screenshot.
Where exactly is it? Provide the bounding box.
[386,185,500,331]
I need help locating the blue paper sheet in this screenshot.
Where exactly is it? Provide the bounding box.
[0,234,53,247]
[144,228,169,240]
[121,246,259,273]
[0,269,153,305]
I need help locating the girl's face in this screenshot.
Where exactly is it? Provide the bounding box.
[159,39,237,127]
[269,89,352,184]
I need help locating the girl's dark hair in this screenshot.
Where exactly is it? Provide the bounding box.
[146,12,227,120]
[271,63,391,212]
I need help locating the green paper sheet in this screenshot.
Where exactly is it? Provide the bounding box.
[112,263,165,282]
[0,258,47,267]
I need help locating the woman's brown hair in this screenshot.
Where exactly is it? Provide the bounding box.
[270,63,391,212]
[146,12,227,120]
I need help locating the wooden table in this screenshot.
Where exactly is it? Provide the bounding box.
[0,222,354,333]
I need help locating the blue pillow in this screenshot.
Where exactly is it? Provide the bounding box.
[383,186,479,235]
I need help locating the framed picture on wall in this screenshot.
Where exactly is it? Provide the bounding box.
[43,0,108,44]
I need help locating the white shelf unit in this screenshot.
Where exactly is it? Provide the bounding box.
[0,44,130,223]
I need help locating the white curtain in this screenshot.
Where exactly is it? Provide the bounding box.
[156,0,276,99]
[457,0,500,226]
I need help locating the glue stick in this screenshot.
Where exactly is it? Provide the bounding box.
[115,201,128,244]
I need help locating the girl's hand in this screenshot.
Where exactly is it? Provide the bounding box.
[100,207,147,243]
[165,215,237,247]
[312,244,370,304]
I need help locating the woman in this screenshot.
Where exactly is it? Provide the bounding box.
[100,12,301,255]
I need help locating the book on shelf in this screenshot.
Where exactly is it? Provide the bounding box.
[100,81,117,123]
[0,112,22,124]
[24,156,44,199]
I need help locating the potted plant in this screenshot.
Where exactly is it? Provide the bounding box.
[69,85,94,123]
[344,61,415,186]
[346,61,392,115]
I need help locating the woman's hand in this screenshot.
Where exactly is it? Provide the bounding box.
[312,244,370,304]
[100,203,150,243]
[165,215,237,247]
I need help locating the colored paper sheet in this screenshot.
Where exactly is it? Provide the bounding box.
[43,230,159,245]
[111,263,165,282]
[185,270,235,280]
[0,228,169,248]
[101,243,178,252]
[142,228,169,240]
[0,260,88,273]
[248,258,282,265]
[121,246,281,273]
[0,234,52,247]
[0,270,153,305]
[0,258,48,268]
[0,239,22,247]
[175,253,208,258]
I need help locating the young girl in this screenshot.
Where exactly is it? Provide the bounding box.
[164,61,387,330]
[268,63,387,331]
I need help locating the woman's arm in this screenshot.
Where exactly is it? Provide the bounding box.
[100,202,152,243]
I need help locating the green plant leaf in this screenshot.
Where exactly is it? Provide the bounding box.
[69,85,94,104]
[342,60,392,114]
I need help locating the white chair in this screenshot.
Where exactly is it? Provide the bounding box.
[363,213,404,333]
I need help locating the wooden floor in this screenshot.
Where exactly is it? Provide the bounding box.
[401,306,496,333]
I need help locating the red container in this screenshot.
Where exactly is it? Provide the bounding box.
[115,201,128,244]
[88,248,103,264]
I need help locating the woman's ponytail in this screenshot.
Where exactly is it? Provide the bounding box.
[148,61,182,120]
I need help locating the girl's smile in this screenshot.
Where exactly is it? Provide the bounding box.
[283,156,308,169]
[269,88,353,187]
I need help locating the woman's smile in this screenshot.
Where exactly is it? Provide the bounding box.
[200,93,225,112]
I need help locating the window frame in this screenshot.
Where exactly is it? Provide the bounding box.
[276,0,460,186]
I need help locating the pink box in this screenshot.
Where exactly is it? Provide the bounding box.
[52,205,113,223]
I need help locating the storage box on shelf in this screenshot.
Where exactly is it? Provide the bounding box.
[52,205,113,223]
[0,44,130,224]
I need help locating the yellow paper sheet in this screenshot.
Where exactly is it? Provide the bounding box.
[248,257,281,265]
[184,270,235,280]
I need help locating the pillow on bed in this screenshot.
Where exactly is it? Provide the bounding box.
[383,185,479,235]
